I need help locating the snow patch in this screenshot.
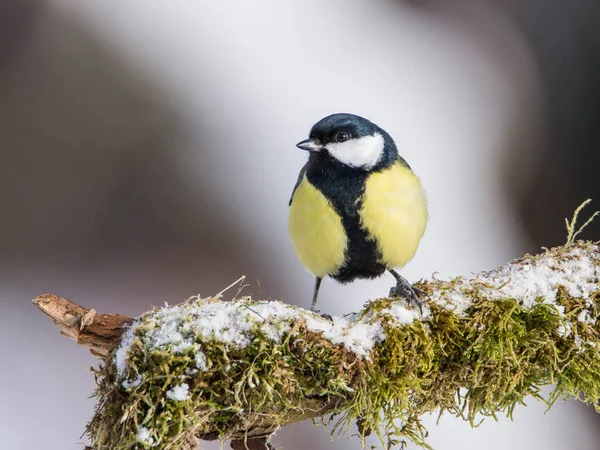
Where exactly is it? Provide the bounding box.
[304,315,384,357]
[115,319,139,375]
[431,246,600,316]
[113,297,408,377]
[380,302,424,324]
[122,375,142,389]
[483,247,600,308]
[577,309,596,326]
[136,426,154,445]
[114,300,300,376]
[166,383,190,401]
[557,321,572,338]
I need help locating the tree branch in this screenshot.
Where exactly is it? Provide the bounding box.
[33,241,600,450]
[32,293,133,357]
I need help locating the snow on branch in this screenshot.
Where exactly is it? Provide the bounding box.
[33,241,600,450]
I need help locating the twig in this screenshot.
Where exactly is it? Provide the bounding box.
[32,293,133,357]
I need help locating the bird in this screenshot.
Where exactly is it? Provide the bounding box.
[288,113,428,313]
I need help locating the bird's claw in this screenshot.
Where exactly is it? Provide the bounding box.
[389,280,425,314]
[310,306,333,322]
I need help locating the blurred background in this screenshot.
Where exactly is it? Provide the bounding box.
[1,1,599,449]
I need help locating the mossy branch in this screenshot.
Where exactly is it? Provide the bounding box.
[33,241,600,450]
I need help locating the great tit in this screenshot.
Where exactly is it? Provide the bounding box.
[288,113,428,312]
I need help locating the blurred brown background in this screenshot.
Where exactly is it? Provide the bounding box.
[1,1,599,449]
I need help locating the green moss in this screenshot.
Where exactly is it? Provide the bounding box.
[87,241,600,450]
[89,305,365,449]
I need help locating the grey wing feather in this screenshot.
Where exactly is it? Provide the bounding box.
[289,164,307,206]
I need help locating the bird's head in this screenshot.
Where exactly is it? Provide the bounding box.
[296,113,399,171]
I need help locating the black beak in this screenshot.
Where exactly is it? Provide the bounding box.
[296,138,321,152]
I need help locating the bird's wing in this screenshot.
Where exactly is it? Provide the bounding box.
[396,154,412,171]
[289,164,308,206]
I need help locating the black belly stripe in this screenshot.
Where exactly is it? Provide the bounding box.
[305,154,386,282]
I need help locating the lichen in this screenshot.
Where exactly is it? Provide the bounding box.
[87,240,600,450]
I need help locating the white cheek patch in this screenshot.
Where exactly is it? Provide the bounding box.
[325,133,385,169]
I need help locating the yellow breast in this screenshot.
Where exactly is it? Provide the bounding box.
[359,162,428,269]
[288,176,347,278]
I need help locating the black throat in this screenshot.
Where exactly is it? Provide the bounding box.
[305,153,386,282]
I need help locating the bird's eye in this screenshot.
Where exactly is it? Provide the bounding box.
[336,132,349,143]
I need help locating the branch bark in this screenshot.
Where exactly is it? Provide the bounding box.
[32,293,133,357]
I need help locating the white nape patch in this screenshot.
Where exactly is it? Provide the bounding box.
[325,132,385,169]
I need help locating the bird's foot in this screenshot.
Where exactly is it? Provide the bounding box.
[311,308,333,322]
[389,279,425,314]
[310,305,333,321]
[320,313,333,322]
